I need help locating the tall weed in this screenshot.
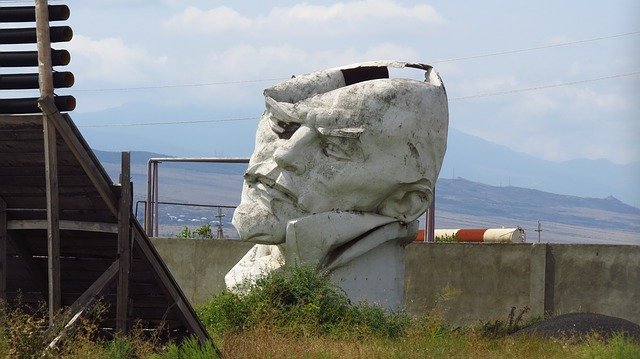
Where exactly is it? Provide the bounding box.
[197,265,411,338]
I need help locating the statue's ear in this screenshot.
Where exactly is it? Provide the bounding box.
[377,182,432,223]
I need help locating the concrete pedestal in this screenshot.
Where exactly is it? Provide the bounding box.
[330,238,407,311]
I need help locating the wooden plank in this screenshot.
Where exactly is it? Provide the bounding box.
[0,115,44,125]
[0,185,103,196]
[6,208,115,223]
[7,220,118,233]
[0,152,77,167]
[38,99,118,217]
[131,222,210,343]
[117,152,132,333]
[0,164,83,176]
[0,197,6,300]
[68,259,119,315]
[50,259,119,351]
[0,174,92,187]
[6,232,48,301]
[1,195,112,211]
[0,131,44,141]
[43,114,62,323]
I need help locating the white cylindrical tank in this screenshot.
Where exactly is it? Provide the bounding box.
[483,228,526,243]
[433,227,526,243]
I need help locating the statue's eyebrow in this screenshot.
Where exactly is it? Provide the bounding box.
[317,127,364,139]
[265,97,301,123]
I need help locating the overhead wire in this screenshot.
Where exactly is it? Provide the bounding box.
[71,30,640,93]
[76,70,640,128]
[449,71,640,101]
[431,30,640,63]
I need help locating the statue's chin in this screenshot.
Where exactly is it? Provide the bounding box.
[232,204,286,244]
[243,233,284,245]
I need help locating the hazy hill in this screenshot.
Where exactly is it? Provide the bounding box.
[76,104,639,206]
[441,129,640,207]
[94,150,639,245]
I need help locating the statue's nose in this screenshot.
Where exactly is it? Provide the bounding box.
[273,126,314,175]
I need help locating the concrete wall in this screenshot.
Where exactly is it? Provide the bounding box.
[151,239,640,325]
[404,243,640,326]
[150,238,253,305]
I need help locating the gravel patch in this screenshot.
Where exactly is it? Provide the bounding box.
[514,312,640,342]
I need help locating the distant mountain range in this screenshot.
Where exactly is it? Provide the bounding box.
[94,150,639,245]
[75,103,639,207]
[441,129,640,207]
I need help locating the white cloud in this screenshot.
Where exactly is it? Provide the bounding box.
[68,35,168,85]
[164,1,445,34]
[163,6,252,33]
[267,1,445,24]
[455,76,519,98]
[568,88,629,111]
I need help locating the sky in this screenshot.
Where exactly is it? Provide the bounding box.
[3,0,640,165]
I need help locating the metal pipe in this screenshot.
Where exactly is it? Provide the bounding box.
[426,189,435,242]
[144,157,250,237]
[0,5,70,22]
[0,72,74,90]
[0,49,70,67]
[153,161,159,237]
[145,160,152,234]
[148,157,250,163]
[0,26,73,45]
[0,96,75,114]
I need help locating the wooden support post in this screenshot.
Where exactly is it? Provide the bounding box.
[0,197,6,301]
[36,0,61,325]
[36,0,54,98]
[117,152,132,333]
[43,115,61,322]
[43,116,61,322]
[38,100,119,217]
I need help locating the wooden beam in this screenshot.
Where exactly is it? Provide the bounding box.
[43,115,61,323]
[0,115,44,125]
[35,0,54,98]
[7,220,118,233]
[69,259,119,315]
[6,233,48,301]
[131,222,210,344]
[38,98,118,217]
[0,197,6,301]
[117,152,132,333]
[48,259,120,350]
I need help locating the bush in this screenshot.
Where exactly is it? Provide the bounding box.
[176,224,213,239]
[197,265,411,339]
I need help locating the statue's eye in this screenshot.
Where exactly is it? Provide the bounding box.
[276,121,301,140]
[320,137,365,162]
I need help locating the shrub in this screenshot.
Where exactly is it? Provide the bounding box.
[176,224,214,239]
[197,265,411,339]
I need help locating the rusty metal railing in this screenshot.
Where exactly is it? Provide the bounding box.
[144,157,249,237]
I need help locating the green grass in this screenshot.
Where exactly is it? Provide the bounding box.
[1,266,639,358]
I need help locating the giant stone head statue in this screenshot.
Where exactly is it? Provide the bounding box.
[232,61,448,244]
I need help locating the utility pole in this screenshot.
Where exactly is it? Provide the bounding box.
[214,207,225,239]
[36,0,62,325]
[535,220,542,243]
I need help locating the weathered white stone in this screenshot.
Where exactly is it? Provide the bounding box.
[227,61,448,306]
[224,244,284,292]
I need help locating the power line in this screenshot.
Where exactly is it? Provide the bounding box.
[432,30,640,63]
[76,70,639,128]
[78,116,259,128]
[449,71,640,101]
[74,78,288,93]
[70,30,639,93]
